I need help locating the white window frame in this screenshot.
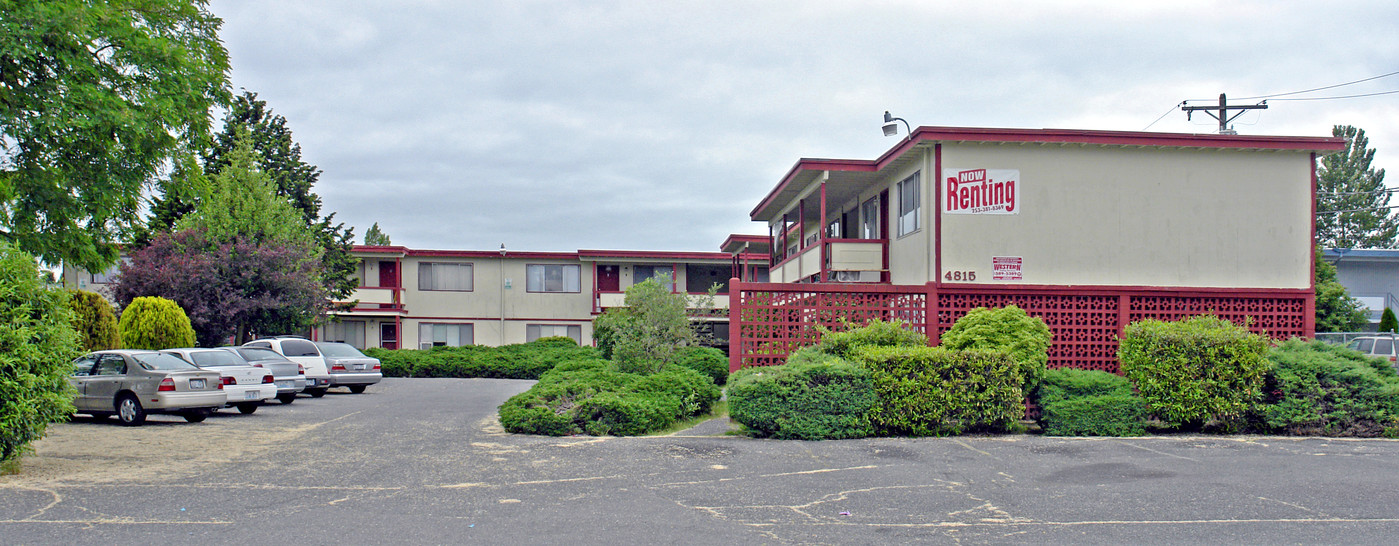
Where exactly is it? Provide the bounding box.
[418,262,474,292]
[526,324,582,343]
[897,172,921,237]
[526,264,581,293]
[418,323,474,349]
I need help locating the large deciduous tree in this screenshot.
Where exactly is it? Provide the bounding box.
[113,228,326,346]
[0,0,230,271]
[1316,125,1395,249]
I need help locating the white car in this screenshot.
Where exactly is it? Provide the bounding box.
[164,348,277,414]
[244,337,332,397]
[222,346,307,404]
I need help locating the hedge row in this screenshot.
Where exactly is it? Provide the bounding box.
[365,337,597,380]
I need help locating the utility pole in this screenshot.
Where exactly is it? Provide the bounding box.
[1181,93,1268,134]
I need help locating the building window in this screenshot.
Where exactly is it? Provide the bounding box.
[322,320,366,349]
[861,196,880,239]
[90,259,126,284]
[419,323,473,349]
[685,264,729,293]
[418,262,473,291]
[527,324,581,343]
[897,172,920,237]
[526,264,581,293]
[633,265,674,292]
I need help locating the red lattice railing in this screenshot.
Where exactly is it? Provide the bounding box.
[730,281,1312,373]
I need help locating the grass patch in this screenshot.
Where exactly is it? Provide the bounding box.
[649,400,728,436]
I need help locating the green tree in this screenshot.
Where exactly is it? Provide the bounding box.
[0,242,80,466]
[1316,125,1394,249]
[593,274,697,374]
[1315,248,1368,332]
[364,222,392,246]
[176,128,318,251]
[0,0,230,272]
[1379,308,1398,333]
[118,296,196,350]
[66,289,119,351]
[201,91,357,301]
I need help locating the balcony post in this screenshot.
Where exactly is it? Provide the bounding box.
[819,179,828,282]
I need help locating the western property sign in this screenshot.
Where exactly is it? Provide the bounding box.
[943,168,1019,214]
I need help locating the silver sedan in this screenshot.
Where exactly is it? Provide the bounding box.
[69,350,227,426]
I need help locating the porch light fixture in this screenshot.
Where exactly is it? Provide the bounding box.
[882,111,911,138]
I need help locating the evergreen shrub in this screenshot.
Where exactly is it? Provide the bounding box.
[727,349,876,440]
[673,346,728,386]
[1380,308,1398,333]
[366,339,601,379]
[1250,339,1399,437]
[852,345,1024,436]
[118,296,196,350]
[1118,315,1270,427]
[499,366,719,436]
[66,289,119,351]
[1038,368,1146,436]
[939,305,1052,395]
[816,319,926,358]
[0,244,81,465]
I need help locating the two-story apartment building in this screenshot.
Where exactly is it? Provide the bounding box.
[728,126,1346,372]
[323,243,768,349]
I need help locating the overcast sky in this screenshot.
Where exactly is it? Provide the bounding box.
[208,0,1399,253]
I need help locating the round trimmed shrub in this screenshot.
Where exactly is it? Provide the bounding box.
[118,296,196,350]
[0,243,81,466]
[673,346,728,386]
[728,350,875,440]
[939,305,1052,395]
[1118,315,1269,428]
[66,289,120,351]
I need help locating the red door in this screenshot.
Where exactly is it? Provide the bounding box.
[380,323,397,350]
[379,261,399,288]
[597,265,620,291]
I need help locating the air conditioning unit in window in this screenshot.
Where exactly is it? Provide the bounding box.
[832,270,879,283]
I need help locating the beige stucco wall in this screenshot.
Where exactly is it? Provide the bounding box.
[399,256,595,347]
[936,143,1313,288]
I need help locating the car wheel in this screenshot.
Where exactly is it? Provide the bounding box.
[308,388,327,398]
[115,395,146,426]
[277,393,297,404]
[182,410,208,423]
[348,385,367,394]
[236,403,258,415]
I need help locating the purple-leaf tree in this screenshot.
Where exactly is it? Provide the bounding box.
[113,228,327,346]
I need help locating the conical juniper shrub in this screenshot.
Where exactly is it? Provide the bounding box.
[1117,315,1270,430]
[727,347,876,440]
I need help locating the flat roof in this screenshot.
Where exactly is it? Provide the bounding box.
[752,126,1347,221]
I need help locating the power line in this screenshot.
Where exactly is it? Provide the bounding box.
[1270,89,1399,101]
[1233,70,1399,100]
[1142,102,1184,130]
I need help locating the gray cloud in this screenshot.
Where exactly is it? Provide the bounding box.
[211,0,1399,253]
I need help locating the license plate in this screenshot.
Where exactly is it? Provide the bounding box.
[244,391,258,400]
[190,379,205,389]
[353,364,365,371]
[277,381,292,388]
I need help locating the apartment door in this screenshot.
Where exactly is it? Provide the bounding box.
[379,261,399,288]
[597,264,620,291]
[380,323,398,350]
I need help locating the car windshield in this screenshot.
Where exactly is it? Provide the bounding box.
[132,353,199,371]
[190,350,246,367]
[229,347,292,363]
[316,342,366,358]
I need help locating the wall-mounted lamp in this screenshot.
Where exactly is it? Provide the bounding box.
[499,243,507,257]
[882,111,911,138]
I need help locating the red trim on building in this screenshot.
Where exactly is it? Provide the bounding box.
[1307,151,1319,336]
[406,249,579,260]
[578,249,733,261]
[406,316,594,322]
[751,126,1345,220]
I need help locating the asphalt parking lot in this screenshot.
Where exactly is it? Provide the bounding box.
[4,377,1399,544]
